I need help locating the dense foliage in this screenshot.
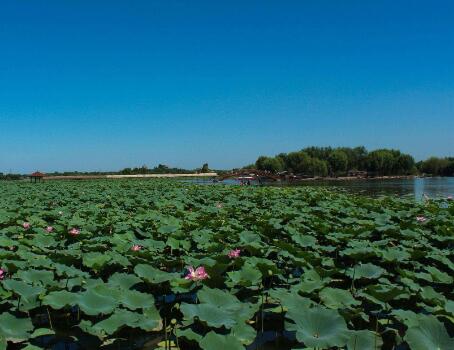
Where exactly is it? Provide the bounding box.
[119,164,194,175]
[417,157,454,177]
[255,146,418,176]
[0,173,22,181]
[0,180,453,349]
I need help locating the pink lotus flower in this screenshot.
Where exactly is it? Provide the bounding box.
[227,248,241,259]
[46,226,54,233]
[131,244,142,251]
[216,203,223,209]
[184,266,209,281]
[416,216,427,223]
[69,228,80,236]
[23,222,31,230]
[448,195,453,201]
[0,269,5,280]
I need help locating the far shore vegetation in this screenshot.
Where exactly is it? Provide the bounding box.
[249,146,454,178]
[1,146,453,180]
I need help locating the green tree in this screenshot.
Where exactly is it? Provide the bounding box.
[309,158,329,177]
[256,156,284,172]
[394,154,416,175]
[286,151,312,173]
[365,150,396,176]
[419,157,451,176]
[328,150,348,176]
[201,163,209,173]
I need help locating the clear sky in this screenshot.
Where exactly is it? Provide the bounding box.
[1,1,453,173]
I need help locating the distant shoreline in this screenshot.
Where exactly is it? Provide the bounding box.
[293,175,418,182]
[42,173,218,180]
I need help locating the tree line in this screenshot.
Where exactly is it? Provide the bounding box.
[417,157,454,176]
[119,163,212,175]
[252,146,454,177]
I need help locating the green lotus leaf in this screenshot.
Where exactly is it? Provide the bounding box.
[347,330,383,350]
[405,315,454,350]
[424,266,453,284]
[297,269,330,293]
[108,252,132,267]
[53,263,89,278]
[43,290,77,309]
[420,286,447,305]
[135,306,162,331]
[269,289,314,319]
[30,328,55,338]
[120,290,155,310]
[181,303,236,328]
[92,309,140,335]
[0,237,16,248]
[381,248,411,262]
[29,234,57,248]
[239,231,263,249]
[199,331,245,350]
[166,236,191,251]
[319,287,361,309]
[364,282,408,303]
[86,283,122,302]
[286,306,350,348]
[2,279,44,301]
[445,300,454,315]
[82,252,112,270]
[108,272,142,289]
[16,269,55,286]
[292,234,317,248]
[347,263,385,279]
[78,319,105,339]
[21,344,45,350]
[158,224,179,235]
[77,289,117,316]
[134,264,179,284]
[231,323,256,345]
[392,309,420,327]
[0,313,33,342]
[178,328,203,343]
[227,263,262,287]
[66,277,84,290]
[198,287,241,308]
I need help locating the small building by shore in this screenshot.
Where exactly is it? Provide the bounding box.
[347,170,368,178]
[30,171,45,183]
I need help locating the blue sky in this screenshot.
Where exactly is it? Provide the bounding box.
[1,1,453,173]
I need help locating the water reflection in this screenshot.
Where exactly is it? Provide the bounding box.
[183,177,454,200]
[297,177,454,200]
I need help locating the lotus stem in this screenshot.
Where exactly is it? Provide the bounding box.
[47,307,54,330]
[164,317,168,350]
[174,327,179,349]
[261,289,264,335]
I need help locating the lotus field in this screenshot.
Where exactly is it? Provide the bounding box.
[0,180,453,350]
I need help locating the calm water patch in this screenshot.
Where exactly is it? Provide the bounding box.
[184,177,454,200]
[294,177,454,199]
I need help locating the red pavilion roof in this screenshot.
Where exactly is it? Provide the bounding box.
[30,171,45,177]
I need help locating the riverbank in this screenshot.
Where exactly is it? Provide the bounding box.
[42,172,218,180]
[294,175,417,182]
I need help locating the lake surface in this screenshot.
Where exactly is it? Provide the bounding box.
[293,177,454,199]
[187,177,454,199]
